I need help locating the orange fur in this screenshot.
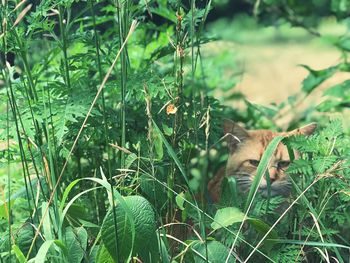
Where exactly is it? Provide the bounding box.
[208,120,317,202]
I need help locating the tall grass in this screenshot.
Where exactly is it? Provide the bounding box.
[1,0,350,262]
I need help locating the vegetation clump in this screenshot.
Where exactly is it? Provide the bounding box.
[0,0,349,262]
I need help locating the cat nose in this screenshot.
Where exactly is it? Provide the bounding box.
[269,167,278,183]
[269,176,277,183]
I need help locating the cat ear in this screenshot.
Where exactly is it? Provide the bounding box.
[223,119,249,152]
[288,122,317,136]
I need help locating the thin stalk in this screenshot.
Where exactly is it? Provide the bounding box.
[6,96,12,262]
[116,0,129,171]
[144,84,163,258]
[89,0,111,223]
[168,0,186,222]
[42,83,61,240]
[26,21,138,259]
[58,5,72,91]
[194,0,212,106]
[13,32,43,147]
[12,32,52,203]
[18,78,49,201]
[190,0,198,145]
[1,4,12,258]
[189,0,207,258]
[8,86,39,213]
[13,31,38,102]
[6,82,39,253]
[46,73,60,194]
[113,0,131,257]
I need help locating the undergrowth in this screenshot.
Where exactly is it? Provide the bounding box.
[0,0,349,262]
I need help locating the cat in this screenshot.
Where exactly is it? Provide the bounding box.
[208,120,317,203]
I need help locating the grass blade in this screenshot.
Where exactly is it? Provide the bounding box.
[244,135,284,211]
[267,239,350,250]
[152,120,189,185]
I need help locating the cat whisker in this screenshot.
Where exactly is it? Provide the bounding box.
[236,179,252,185]
[233,172,252,177]
[236,176,251,181]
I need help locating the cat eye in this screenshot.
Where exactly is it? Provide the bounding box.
[278,161,290,169]
[248,159,260,167]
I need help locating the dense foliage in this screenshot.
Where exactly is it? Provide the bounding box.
[0,0,349,262]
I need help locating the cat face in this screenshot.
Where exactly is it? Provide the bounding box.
[224,120,317,197]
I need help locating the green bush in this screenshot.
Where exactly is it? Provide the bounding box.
[0,0,349,262]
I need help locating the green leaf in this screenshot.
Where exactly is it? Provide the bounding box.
[125,153,138,169]
[95,245,114,263]
[41,203,54,241]
[139,174,168,208]
[12,245,26,263]
[16,223,42,259]
[192,241,235,263]
[175,192,186,210]
[152,120,189,185]
[61,176,114,222]
[336,36,350,51]
[162,123,173,136]
[247,218,278,251]
[64,226,88,263]
[153,128,164,160]
[211,207,245,230]
[323,80,350,98]
[33,240,67,263]
[150,6,177,23]
[101,195,158,263]
[220,176,238,207]
[301,65,337,94]
[60,179,81,213]
[0,200,14,219]
[245,136,285,212]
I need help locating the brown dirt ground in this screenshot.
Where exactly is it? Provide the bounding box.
[209,40,350,128]
[234,43,349,104]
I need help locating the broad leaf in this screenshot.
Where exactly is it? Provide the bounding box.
[101,195,158,263]
[95,245,114,263]
[192,241,235,263]
[64,226,88,263]
[211,207,245,230]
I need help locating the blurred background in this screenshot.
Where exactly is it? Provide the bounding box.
[191,0,350,129]
[208,17,347,104]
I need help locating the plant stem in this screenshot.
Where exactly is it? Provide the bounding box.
[116,0,129,171]
[89,0,111,223]
[58,6,72,91]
